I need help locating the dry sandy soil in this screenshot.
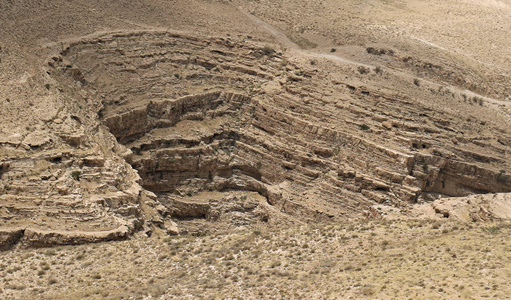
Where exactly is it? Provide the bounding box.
[1,220,511,299]
[1,0,511,299]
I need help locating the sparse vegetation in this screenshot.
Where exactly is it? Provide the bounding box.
[482,225,500,234]
[0,220,509,299]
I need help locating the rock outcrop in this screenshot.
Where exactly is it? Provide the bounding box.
[430,193,511,222]
[1,28,510,248]
[50,31,511,228]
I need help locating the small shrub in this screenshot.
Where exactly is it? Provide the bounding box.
[360,285,376,296]
[359,124,370,131]
[413,78,420,86]
[469,96,484,106]
[366,47,386,56]
[261,46,275,56]
[402,56,412,63]
[174,73,180,79]
[44,83,51,90]
[270,261,281,268]
[482,225,500,235]
[71,171,81,181]
[330,48,336,53]
[357,66,370,74]
[191,231,207,237]
[158,255,168,261]
[45,249,56,256]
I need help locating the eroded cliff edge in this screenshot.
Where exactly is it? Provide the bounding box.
[1,29,510,249]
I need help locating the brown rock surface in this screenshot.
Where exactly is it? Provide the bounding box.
[0,0,511,249]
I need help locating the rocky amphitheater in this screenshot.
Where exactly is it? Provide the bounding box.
[1,0,511,299]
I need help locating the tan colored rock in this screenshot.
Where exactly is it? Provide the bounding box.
[382,121,393,130]
[1,0,511,248]
[23,131,52,148]
[22,226,131,248]
[429,193,511,222]
[164,220,180,235]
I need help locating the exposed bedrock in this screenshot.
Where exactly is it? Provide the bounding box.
[412,154,511,198]
[0,139,149,249]
[49,31,511,227]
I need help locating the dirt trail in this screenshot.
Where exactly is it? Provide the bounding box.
[237,7,373,68]
[238,8,298,49]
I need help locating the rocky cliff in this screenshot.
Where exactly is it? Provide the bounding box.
[1,1,511,249]
[40,31,511,238]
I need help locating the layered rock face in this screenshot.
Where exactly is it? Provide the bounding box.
[1,0,510,253]
[48,31,510,228]
[1,27,509,249]
[0,104,147,249]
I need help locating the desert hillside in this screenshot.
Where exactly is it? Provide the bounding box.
[0,0,510,299]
